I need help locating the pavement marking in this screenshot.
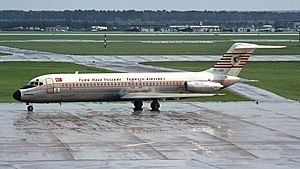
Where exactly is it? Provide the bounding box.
[123,142,156,148]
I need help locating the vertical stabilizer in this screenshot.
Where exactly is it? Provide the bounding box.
[207,43,286,76]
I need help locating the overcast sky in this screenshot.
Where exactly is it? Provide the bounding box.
[0,0,299,11]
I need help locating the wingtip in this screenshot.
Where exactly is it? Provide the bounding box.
[215,94,226,96]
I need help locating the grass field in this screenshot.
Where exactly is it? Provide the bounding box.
[0,52,9,55]
[0,42,299,55]
[0,62,116,102]
[143,61,300,101]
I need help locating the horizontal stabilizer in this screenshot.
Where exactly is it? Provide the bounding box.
[240,78,259,83]
[235,43,286,50]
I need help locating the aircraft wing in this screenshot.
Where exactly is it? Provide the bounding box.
[121,92,224,100]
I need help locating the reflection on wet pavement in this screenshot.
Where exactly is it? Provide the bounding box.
[0,101,299,168]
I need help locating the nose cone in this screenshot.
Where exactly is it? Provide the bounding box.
[13,90,21,101]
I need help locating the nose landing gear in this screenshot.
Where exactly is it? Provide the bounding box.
[26,102,34,111]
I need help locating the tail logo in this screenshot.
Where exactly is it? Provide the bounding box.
[231,55,240,66]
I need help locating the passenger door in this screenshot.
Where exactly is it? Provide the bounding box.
[46,78,54,93]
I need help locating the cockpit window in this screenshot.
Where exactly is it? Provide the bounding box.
[22,79,44,89]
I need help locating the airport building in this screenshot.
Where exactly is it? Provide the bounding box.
[46,25,69,32]
[294,23,300,32]
[237,25,257,33]
[91,26,108,31]
[259,25,276,32]
[168,25,220,32]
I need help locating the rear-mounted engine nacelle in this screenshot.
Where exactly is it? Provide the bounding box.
[184,81,223,93]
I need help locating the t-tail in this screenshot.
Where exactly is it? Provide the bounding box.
[207,43,286,76]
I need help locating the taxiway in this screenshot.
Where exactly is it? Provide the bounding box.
[0,101,299,168]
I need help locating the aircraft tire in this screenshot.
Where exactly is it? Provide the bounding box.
[150,101,160,111]
[133,100,143,110]
[27,105,34,111]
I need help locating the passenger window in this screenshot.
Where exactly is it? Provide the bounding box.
[39,82,43,86]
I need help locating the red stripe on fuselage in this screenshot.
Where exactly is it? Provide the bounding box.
[225,52,253,55]
[213,65,244,68]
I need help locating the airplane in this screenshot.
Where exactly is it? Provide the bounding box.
[170,26,194,32]
[123,27,141,32]
[12,43,286,112]
[175,27,193,32]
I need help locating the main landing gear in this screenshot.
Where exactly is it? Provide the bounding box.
[150,99,160,111]
[133,100,143,111]
[133,99,160,112]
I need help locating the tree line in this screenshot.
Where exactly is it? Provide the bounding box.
[0,10,299,30]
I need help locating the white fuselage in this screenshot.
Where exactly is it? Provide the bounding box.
[15,71,239,103]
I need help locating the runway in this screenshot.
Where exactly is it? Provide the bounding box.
[1,101,299,168]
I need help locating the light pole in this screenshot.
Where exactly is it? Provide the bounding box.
[104,34,107,48]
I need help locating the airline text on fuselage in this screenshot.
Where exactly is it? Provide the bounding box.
[78,77,166,82]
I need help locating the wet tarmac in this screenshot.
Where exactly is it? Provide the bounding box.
[0,101,299,168]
